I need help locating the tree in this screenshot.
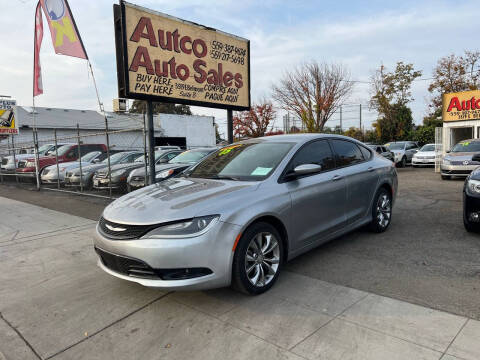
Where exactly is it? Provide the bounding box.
[428,51,480,110]
[370,62,422,142]
[130,100,192,115]
[233,102,276,138]
[343,127,363,141]
[272,61,354,132]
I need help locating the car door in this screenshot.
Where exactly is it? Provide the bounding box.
[330,139,379,225]
[285,140,347,248]
[405,143,418,161]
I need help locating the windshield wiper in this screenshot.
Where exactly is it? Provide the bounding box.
[205,175,240,181]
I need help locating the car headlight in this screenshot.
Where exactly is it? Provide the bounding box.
[25,161,36,167]
[156,169,174,179]
[142,215,219,238]
[443,159,451,165]
[467,179,480,194]
[111,169,126,177]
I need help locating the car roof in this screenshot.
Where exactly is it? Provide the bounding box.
[242,133,366,145]
[457,139,480,143]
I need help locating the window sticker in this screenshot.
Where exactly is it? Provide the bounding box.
[218,144,243,156]
[462,142,470,146]
[251,167,272,176]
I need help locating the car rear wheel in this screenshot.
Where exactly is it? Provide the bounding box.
[369,188,392,233]
[399,156,406,168]
[232,222,284,295]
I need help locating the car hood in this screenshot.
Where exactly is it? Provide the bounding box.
[103,177,259,225]
[415,151,435,156]
[132,163,191,177]
[444,152,477,161]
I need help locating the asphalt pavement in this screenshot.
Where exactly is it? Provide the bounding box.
[0,167,479,320]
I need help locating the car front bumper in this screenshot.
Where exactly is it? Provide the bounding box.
[93,220,241,290]
[441,164,479,176]
[412,158,435,166]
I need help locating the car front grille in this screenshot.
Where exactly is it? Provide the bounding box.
[98,216,158,240]
[95,247,159,279]
[95,247,213,280]
[96,171,108,178]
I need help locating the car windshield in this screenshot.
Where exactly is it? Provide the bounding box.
[188,142,294,181]
[420,144,435,152]
[134,151,163,163]
[101,152,128,164]
[38,144,53,153]
[169,150,212,164]
[386,143,405,150]
[56,145,72,156]
[451,141,480,153]
[80,151,101,162]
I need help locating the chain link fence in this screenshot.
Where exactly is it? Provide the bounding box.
[0,118,155,199]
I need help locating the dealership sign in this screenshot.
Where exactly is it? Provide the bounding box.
[114,1,250,110]
[443,90,480,122]
[0,99,18,135]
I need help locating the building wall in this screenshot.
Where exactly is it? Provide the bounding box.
[442,120,480,151]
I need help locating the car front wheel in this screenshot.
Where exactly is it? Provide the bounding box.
[369,188,392,233]
[232,222,284,295]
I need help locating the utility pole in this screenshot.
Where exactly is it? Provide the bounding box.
[340,106,343,131]
[359,104,363,141]
[227,109,233,144]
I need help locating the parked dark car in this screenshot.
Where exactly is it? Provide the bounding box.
[126,148,217,192]
[367,144,394,162]
[463,155,480,232]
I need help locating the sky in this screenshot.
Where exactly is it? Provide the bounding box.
[1,0,478,138]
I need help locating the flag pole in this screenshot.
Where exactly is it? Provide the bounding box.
[32,2,40,190]
[88,60,112,197]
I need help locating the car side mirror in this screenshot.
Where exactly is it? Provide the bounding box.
[157,158,168,164]
[93,158,100,163]
[472,153,480,162]
[293,164,322,175]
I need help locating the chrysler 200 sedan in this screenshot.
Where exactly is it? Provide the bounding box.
[94,134,397,294]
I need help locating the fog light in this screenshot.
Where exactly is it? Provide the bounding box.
[469,212,480,222]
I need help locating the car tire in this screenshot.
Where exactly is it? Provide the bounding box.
[399,156,406,168]
[232,222,284,295]
[441,175,451,180]
[368,187,392,233]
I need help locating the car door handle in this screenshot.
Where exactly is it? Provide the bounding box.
[368,167,374,172]
[332,174,343,181]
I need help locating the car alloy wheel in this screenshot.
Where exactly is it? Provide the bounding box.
[376,193,391,228]
[245,232,280,287]
[369,188,392,233]
[232,222,284,295]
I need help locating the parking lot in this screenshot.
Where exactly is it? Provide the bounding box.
[1,167,480,359]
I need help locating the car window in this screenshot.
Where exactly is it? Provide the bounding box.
[406,143,417,150]
[330,139,364,167]
[166,152,179,160]
[289,140,335,172]
[359,145,372,160]
[381,147,387,152]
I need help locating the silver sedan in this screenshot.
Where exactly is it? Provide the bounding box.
[94,134,397,294]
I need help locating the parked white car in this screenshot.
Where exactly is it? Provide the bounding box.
[412,144,436,166]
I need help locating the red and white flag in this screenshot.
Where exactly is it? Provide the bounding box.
[34,1,44,97]
[39,0,88,59]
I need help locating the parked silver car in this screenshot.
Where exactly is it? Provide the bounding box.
[385,141,419,167]
[441,139,480,180]
[94,134,397,294]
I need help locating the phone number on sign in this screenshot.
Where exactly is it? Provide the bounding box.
[210,50,245,64]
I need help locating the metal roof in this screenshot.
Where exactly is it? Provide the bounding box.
[16,106,213,131]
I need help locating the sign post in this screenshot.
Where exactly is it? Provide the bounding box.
[114,1,251,159]
[146,100,156,186]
